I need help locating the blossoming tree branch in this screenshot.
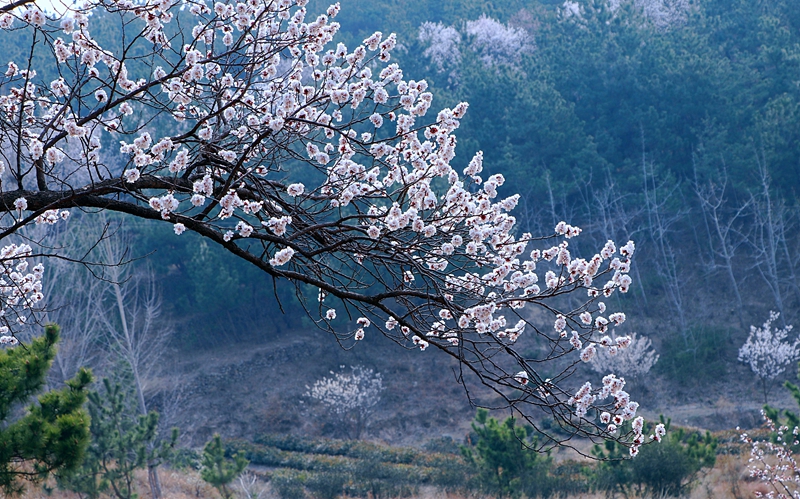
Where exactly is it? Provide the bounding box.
[0,0,662,454]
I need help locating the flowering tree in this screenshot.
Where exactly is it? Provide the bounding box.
[588,332,659,381]
[739,312,800,404]
[740,412,800,499]
[418,22,461,71]
[418,15,532,71]
[562,0,690,30]
[305,365,383,439]
[0,0,662,454]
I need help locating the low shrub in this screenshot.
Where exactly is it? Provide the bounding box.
[272,469,308,499]
[592,417,717,497]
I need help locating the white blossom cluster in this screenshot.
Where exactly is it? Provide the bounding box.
[583,374,665,456]
[741,412,800,499]
[305,365,383,416]
[739,311,799,382]
[0,243,45,344]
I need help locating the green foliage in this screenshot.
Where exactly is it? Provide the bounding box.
[764,363,800,448]
[592,417,717,497]
[657,326,732,387]
[0,324,92,496]
[461,409,555,498]
[170,447,202,471]
[423,436,461,455]
[271,469,308,499]
[239,431,588,499]
[200,434,248,499]
[230,434,471,497]
[57,378,176,499]
[253,433,466,470]
[304,471,347,499]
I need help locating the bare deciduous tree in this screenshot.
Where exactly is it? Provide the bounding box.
[748,151,800,323]
[97,229,171,499]
[693,163,750,326]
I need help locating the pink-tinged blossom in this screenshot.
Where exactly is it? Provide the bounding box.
[191,194,205,206]
[22,7,46,27]
[369,113,383,128]
[124,169,140,183]
[287,183,305,197]
[601,240,616,260]
[236,221,253,237]
[609,312,626,325]
[13,198,27,212]
[269,247,295,266]
[173,223,186,235]
[35,209,69,225]
[29,139,43,160]
[0,14,14,29]
[570,331,582,349]
[219,150,236,163]
[264,216,292,236]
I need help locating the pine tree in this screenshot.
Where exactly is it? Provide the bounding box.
[461,409,553,498]
[58,378,177,499]
[200,434,248,499]
[0,324,92,496]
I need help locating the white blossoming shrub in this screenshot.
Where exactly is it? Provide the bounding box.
[305,365,383,439]
[739,312,800,402]
[0,0,660,452]
[562,0,690,30]
[418,15,533,70]
[418,22,461,71]
[589,332,659,380]
[465,15,533,66]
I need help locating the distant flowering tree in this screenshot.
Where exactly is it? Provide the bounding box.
[589,332,659,381]
[418,15,533,71]
[305,365,383,439]
[561,0,689,30]
[0,0,659,455]
[418,22,461,71]
[739,312,800,403]
[464,15,533,66]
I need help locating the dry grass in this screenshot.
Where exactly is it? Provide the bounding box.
[8,448,780,499]
[17,468,220,499]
